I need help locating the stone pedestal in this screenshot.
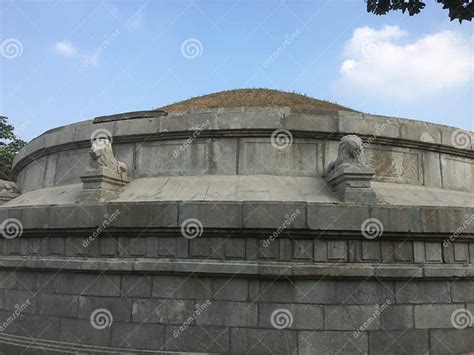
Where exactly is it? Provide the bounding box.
[77,167,130,203]
[326,165,376,204]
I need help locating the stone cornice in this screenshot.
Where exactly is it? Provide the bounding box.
[0,256,472,280]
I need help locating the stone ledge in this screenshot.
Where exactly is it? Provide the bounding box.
[2,202,473,235]
[1,256,472,279]
[0,332,213,355]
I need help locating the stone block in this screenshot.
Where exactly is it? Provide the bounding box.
[212,278,248,301]
[325,305,381,330]
[78,296,131,322]
[430,328,474,355]
[327,240,347,261]
[17,314,60,340]
[0,270,17,289]
[111,322,165,350]
[454,242,469,262]
[132,299,194,324]
[59,318,110,346]
[258,238,278,259]
[285,111,338,132]
[109,202,178,228]
[74,120,115,142]
[243,202,305,229]
[370,207,411,233]
[3,290,35,313]
[452,280,474,302]
[368,330,429,354]
[258,303,323,330]
[121,275,152,298]
[293,240,313,260]
[380,305,413,330]
[165,325,229,353]
[231,328,298,355]
[395,281,450,303]
[115,116,160,136]
[189,238,212,258]
[308,204,369,231]
[224,238,246,259]
[136,139,208,176]
[399,120,441,143]
[180,201,242,228]
[414,304,464,329]
[153,275,211,300]
[425,242,443,262]
[422,151,442,188]
[99,237,117,256]
[216,107,285,129]
[39,294,78,318]
[56,273,121,297]
[209,138,238,174]
[48,237,65,256]
[54,149,89,186]
[361,240,381,261]
[196,301,257,327]
[298,330,368,355]
[157,238,177,257]
[255,279,299,303]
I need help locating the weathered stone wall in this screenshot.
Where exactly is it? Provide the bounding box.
[1,268,474,354]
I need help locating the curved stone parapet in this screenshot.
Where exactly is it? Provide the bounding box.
[11,108,473,194]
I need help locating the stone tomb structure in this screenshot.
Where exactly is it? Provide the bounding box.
[0,92,474,354]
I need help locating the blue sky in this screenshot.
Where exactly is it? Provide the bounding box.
[1,0,473,141]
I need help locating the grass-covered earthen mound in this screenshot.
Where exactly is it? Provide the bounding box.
[158,88,355,113]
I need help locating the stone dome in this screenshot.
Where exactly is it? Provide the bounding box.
[158,88,355,113]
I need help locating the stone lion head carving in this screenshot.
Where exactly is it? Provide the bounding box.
[0,179,19,194]
[326,134,368,176]
[89,138,128,173]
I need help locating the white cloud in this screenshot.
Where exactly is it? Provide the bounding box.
[53,41,77,57]
[338,26,472,99]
